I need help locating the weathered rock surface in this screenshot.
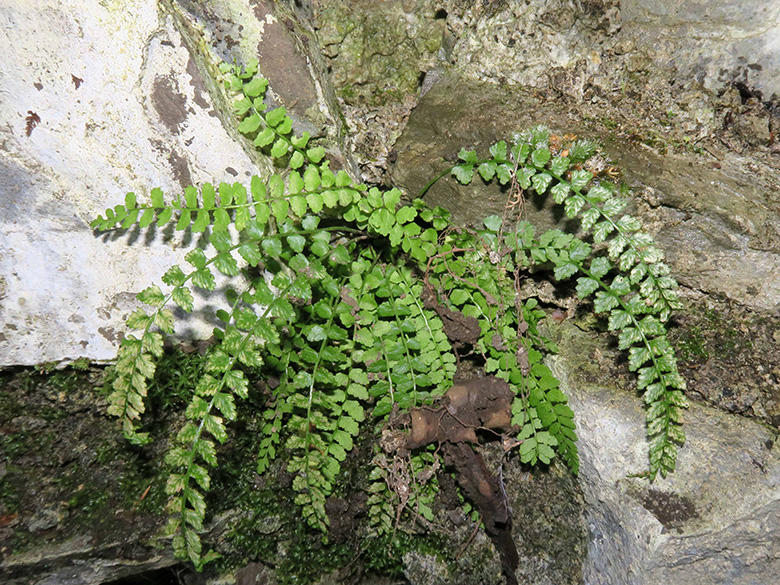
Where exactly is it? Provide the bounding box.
[3,1,780,584]
[620,0,780,96]
[0,0,338,368]
[552,322,780,585]
[315,0,780,188]
[0,1,248,366]
[0,368,175,585]
[389,71,780,314]
[446,0,780,97]
[308,0,448,183]
[669,298,780,428]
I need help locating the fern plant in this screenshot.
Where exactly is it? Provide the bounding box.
[93,59,687,569]
[440,132,688,476]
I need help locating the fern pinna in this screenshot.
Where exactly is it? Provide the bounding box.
[93,60,687,567]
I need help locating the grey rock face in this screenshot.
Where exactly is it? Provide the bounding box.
[552,323,780,585]
[328,0,780,190]
[446,0,780,105]
[308,0,448,183]
[620,0,780,96]
[0,0,335,367]
[0,1,252,366]
[389,72,780,314]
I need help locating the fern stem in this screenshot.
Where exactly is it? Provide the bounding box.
[384,266,420,407]
[417,166,454,200]
[113,236,258,438]
[302,286,342,503]
[394,268,454,400]
[416,157,494,200]
[174,276,299,556]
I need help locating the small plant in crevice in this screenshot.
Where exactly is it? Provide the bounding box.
[92,58,688,573]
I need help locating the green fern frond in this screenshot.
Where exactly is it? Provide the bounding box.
[164,281,269,564]
[95,58,689,570]
[446,129,688,478]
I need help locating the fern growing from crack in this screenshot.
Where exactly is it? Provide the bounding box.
[93,59,687,567]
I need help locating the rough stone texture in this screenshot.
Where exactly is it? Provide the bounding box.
[313,0,445,106]
[389,71,780,314]
[5,546,178,585]
[0,0,338,367]
[0,368,176,585]
[443,0,780,147]
[550,322,780,585]
[620,0,780,96]
[310,0,447,183]
[669,297,780,428]
[445,0,780,97]
[616,147,780,313]
[312,0,780,189]
[0,1,250,366]
[503,460,587,585]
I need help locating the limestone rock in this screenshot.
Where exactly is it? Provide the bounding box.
[309,0,448,183]
[420,0,780,160]
[389,72,780,313]
[552,322,780,585]
[0,1,245,366]
[444,0,780,100]
[0,0,338,367]
[5,541,177,585]
[620,0,780,96]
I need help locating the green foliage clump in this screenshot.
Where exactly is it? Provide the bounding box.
[92,59,687,569]
[447,132,688,476]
